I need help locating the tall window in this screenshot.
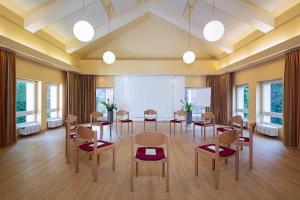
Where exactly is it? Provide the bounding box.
[262,80,283,125]
[185,88,210,119]
[96,88,113,116]
[46,84,59,119]
[236,85,249,119]
[16,79,37,124]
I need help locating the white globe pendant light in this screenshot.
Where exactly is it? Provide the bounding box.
[103,51,116,64]
[183,50,196,64]
[73,0,94,42]
[73,20,94,42]
[182,5,196,64]
[203,20,224,42]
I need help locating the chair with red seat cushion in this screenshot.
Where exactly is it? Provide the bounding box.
[169,110,187,134]
[239,122,256,169]
[195,129,239,189]
[131,132,169,192]
[75,126,116,182]
[64,116,78,164]
[116,110,133,135]
[193,112,216,140]
[90,111,112,139]
[144,109,158,131]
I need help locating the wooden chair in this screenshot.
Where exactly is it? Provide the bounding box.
[90,111,112,139]
[116,110,133,135]
[144,109,158,131]
[239,122,256,169]
[169,110,187,134]
[64,120,76,164]
[131,132,169,192]
[193,112,215,140]
[195,129,239,189]
[75,126,116,182]
[66,114,78,131]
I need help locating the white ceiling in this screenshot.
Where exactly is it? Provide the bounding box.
[2,0,299,56]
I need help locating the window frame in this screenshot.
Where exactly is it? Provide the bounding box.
[261,79,283,126]
[46,83,60,119]
[16,79,38,124]
[96,87,114,116]
[235,84,249,120]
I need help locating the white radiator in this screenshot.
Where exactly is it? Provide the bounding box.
[47,118,63,128]
[256,123,279,137]
[17,123,41,136]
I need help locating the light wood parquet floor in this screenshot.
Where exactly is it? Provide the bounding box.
[0,122,300,200]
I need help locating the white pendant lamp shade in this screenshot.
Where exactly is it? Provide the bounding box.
[103,51,116,64]
[183,50,196,64]
[203,20,224,42]
[73,20,94,42]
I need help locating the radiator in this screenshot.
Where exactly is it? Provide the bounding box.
[256,123,279,137]
[17,123,41,136]
[47,118,63,128]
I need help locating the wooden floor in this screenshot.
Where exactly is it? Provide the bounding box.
[0,122,300,200]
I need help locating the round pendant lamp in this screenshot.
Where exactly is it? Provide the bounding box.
[102,13,116,64]
[183,5,196,64]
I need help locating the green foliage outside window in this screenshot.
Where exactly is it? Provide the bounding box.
[16,82,26,124]
[271,83,282,125]
[243,86,249,119]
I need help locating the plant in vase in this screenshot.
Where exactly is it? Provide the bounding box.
[101,99,117,122]
[180,98,194,124]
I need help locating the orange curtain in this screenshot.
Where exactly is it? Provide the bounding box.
[66,72,96,123]
[284,49,300,148]
[0,48,16,147]
[206,73,233,125]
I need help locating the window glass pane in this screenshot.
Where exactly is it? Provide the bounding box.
[16,82,27,112]
[50,111,58,118]
[96,88,114,115]
[16,116,26,124]
[270,82,282,113]
[236,85,249,119]
[50,85,58,109]
[46,84,58,119]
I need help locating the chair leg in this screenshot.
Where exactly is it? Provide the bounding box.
[249,142,253,169]
[93,154,98,182]
[136,162,138,177]
[186,123,187,134]
[174,122,175,133]
[66,140,70,164]
[128,123,129,133]
[155,121,157,131]
[195,150,198,176]
[169,122,171,134]
[131,159,134,192]
[162,162,165,177]
[131,122,133,134]
[76,148,79,173]
[235,153,239,180]
[204,127,206,140]
[181,123,182,134]
[113,147,116,171]
[166,161,169,192]
[193,124,195,138]
[144,121,145,131]
[214,159,219,189]
[121,123,123,135]
[100,126,104,140]
[97,154,101,166]
[213,125,215,138]
[110,124,112,138]
[212,159,215,171]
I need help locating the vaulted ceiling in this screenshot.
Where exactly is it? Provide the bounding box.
[1,0,299,60]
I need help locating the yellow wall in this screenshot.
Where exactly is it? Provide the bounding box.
[185,76,206,88]
[233,56,284,138]
[16,56,66,130]
[96,76,114,88]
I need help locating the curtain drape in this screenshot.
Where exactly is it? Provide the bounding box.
[284,49,300,148]
[66,72,96,123]
[206,73,233,125]
[0,48,16,147]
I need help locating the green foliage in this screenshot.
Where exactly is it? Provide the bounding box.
[180,98,193,112]
[101,99,117,111]
[244,86,249,119]
[270,82,282,125]
[16,82,26,124]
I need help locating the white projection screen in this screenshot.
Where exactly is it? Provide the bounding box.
[114,76,185,120]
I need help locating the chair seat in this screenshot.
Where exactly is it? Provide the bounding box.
[95,121,112,126]
[198,144,236,157]
[239,136,250,143]
[194,121,211,126]
[217,126,234,132]
[135,147,165,161]
[79,140,114,152]
[170,119,182,123]
[144,118,156,122]
[121,119,133,123]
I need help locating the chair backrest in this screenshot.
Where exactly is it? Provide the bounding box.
[132,132,168,147]
[218,129,238,145]
[201,112,215,123]
[77,126,94,140]
[90,111,104,123]
[64,120,71,136]
[116,110,129,120]
[66,114,77,124]
[174,110,186,120]
[144,109,157,119]
[231,115,243,135]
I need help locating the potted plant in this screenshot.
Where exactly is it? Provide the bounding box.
[101,99,117,123]
[180,98,194,124]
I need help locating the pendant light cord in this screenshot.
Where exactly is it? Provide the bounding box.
[213,0,215,15]
[82,0,85,16]
[188,5,191,48]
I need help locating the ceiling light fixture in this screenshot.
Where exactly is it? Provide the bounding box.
[73,0,94,42]
[183,5,196,64]
[203,0,224,42]
[102,13,116,64]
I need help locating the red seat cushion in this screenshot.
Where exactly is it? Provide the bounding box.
[95,121,111,126]
[170,119,182,123]
[144,118,156,121]
[135,147,165,161]
[239,136,250,143]
[194,121,211,126]
[121,119,133,123]
[79,140,113,152]
[217,126,234,132]
[198,144,236,157]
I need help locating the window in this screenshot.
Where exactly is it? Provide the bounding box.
[236,85,249,119]
[46,84,59,119]
[262,80,283,125]
[16,79,37,124]
[185,88,210,120]
[96,88,113,116]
